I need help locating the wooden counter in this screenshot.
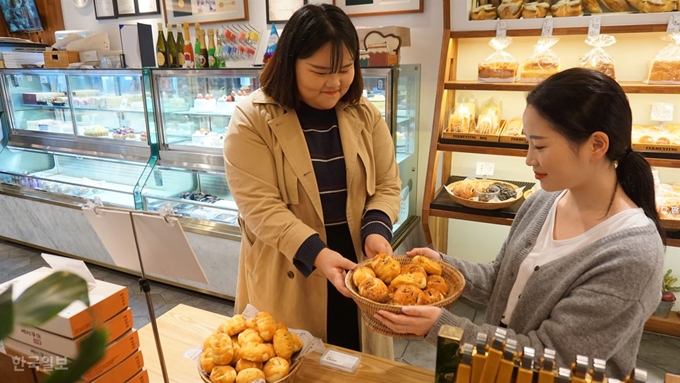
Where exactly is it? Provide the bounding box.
[137,304,434,383]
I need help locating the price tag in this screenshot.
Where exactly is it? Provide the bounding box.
[588,16,602,36]
[668,13,680,33]
[541,19,554,37]
[486,162,495,177]
[496,21,507,38]
[476,162,487,178]
[651,103,674,122]
[121,119,131,128]
[26,75,33,82]
[40,76,48,84]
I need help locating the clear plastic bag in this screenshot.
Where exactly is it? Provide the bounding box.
[520,37,560,83]
[478,37,518,83]
[647,33,680,84]
[445,93,477,134]
[474,97,502,135]
[579,34,616,79]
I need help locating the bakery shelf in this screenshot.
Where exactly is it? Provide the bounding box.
[169,110,233,117]
[429,175,535,226]
[644,312,680,338]
[450,24,668,39]
[72,106,146,113]
[14,104,70,111]
[444,80,680,94]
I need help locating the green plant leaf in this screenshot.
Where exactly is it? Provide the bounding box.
[13,272,89,327]
[0,285,14,340]
[42,327,108,383]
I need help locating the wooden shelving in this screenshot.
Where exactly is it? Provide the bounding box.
[644,312,680,338]
[444,80,680,94]
[450,24,668,39]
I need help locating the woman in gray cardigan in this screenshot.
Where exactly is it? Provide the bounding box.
[376,68,665,379]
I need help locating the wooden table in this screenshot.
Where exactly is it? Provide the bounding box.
[137,304,434,383]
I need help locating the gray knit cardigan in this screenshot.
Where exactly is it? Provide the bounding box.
[426,190,664,379]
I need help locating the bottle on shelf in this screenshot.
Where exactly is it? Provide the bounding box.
[208,29,217,68]
[200,29,209,69]
[183,22,194,68]
[176,25,185,68]
[215,35,224,68]
[156,23,167,68]
[167,24,177,68]
[194,23,203,68]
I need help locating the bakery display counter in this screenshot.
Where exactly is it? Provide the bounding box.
[138,304,434,383]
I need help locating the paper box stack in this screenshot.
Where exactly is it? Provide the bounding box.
[0,258,148,383]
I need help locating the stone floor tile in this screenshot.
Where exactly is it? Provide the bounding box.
[637,337,680,374]
[635,357,668,383]
[449,300,477,322]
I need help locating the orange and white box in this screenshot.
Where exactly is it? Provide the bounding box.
[126,368,149,383]
[35,349,144,383]
[10,308,133,359]
[0,267,129,338]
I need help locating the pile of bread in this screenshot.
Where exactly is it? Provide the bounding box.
[470,0,677,21]
[200,311,303,383]
[352,253,450,305]
[446,97,504,135]
[632,124,680,146]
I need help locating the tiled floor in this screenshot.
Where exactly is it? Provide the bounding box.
[1,239,678,382]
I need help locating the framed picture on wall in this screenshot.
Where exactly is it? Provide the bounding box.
[94,0,118,19]
[334,0,423,17]
[136,0,161,15]
[162,0,249,25]
[116,0,137,15]
[265,0,305,24]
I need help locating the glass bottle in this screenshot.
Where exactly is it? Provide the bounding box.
[208,29,217,68]
[200,29,209,69]
[156,23,167,68]
[166,24,177,68]
[176,25,185,68]
[183,22,194,68]
[194,23,202,68]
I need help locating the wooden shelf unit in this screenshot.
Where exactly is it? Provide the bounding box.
[422,4,680,252]
[644,312,680,338]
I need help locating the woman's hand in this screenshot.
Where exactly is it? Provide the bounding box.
[314,248,357,297]
[406,247,442,262]
[374,306,442,336]
[364,234,393,258]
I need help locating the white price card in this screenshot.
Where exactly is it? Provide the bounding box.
[476,162,487,178]
[486,162,495,177]
[541,19,554,37]
[40,76,48,84]
[651,103,674,122]
[496,21,507,38]
[668,13,680,33]
[27,75,33,82]
[588,16,602,36]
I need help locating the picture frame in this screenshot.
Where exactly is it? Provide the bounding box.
[334,0,423,18]
[116,0,137,15]
[265,0,305,24]
[162,0,249,25]
[136,0,161,15]
[94,0,118,19]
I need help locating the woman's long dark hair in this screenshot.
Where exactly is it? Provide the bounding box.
[526,68,663,241]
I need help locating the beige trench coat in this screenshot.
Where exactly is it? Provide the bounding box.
[223,89,401,359]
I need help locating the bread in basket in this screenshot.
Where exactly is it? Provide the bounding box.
[445,179,523,210]
[346,254,465,338]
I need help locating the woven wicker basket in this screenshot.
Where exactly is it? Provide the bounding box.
[198,359,302,383]
[346,256,465,338]
[445,180,522,210]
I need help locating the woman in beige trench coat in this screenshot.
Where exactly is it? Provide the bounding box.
[223,4,401,358]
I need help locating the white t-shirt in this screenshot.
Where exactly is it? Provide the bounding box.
[501,191,650,325]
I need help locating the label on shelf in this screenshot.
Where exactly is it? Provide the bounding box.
[27,75,33,82]
[475,162,495,177]
[588,17,602,36]
[668,14,680,33]
[541,19,553,37]
[40,76,48,84]
[496,21,507,38]
[651,102,674,122]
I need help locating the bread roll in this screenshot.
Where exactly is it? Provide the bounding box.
[498,1,522,19]
[392,285,425,306]
[273,327,296,359]
[521,2,549,18]
[370,253,401,284]
[642,0,676,12]
[235,368,266,383]
[219,314,248,336]
[352,266,376,288]
[470,4,497,20]
[626,0,644,10]
[426,275,450,296]
[231,339,241,364]
[235,359,262,373]
[263,357,291,382]
[389,273,427,290]
[254,312,277,342]
[204,332,220,351]
[201,348,216,373]
[238,329,264,346]
[601,0,630,11]
[290,332,303,353]
[413,255,443,275]
[400,264,427,277]
[211,365,237,383]
[239,342,275,363]
[359,277,390,303]
[210,333,235,365]
[421,288,445,305]
[582,0,603,12]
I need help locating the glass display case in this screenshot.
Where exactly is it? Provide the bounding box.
[0,69,155,209]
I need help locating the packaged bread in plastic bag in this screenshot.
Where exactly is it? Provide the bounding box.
[478,37,518,83]
[520,37,560,83]
[474,97,502,135]
[445,93,477,134]
[647,33,680,84]
[579,34,616,79]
